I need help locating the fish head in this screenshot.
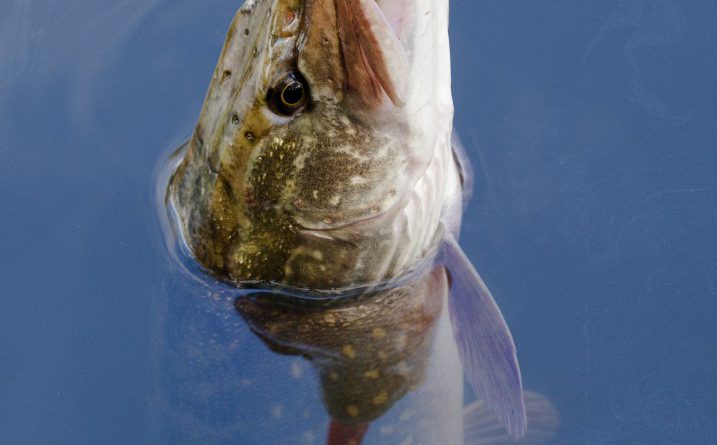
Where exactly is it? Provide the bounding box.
[171,0,453,282]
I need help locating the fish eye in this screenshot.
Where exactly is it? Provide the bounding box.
[268,71,309,116]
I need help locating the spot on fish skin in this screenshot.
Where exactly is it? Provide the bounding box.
[322,313,337,326]
[346,405,360,417]
[396,361,410,376]
[372,327,386,339]
[372,392,388,406]
[329,195,341,206]
[364,369,380,379]
[329,372,339,382]
[350,176,367,185]
[342,344,356,359]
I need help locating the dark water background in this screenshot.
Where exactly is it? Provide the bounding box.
[2,1,716,443]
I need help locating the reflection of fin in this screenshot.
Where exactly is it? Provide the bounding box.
[327,420,369,445]
[464,391,559,445]
[443,234,527,439]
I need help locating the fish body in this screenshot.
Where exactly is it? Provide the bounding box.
[162,0,558,443]
[234,265,463,443]
[149,256,468,444]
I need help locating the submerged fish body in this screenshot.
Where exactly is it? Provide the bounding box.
[161,0,558,443]
[236,267,462,434]
[150,253,468,444]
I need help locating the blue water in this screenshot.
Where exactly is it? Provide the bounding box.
[2,1,716,444]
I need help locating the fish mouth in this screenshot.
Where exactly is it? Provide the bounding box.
[301,0,411,107]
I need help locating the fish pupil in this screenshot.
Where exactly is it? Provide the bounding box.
[282,82,304,106]
[268,71,310,116]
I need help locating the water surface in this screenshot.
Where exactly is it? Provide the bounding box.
[1,1,716,444]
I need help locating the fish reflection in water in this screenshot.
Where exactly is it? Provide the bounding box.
[151,0,559,443]
[236,266,448,443]
[234,266,558,445]
[151,227,557,444]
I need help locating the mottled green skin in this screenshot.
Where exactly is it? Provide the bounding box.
[171,102,410,288]
[170,0,418,290]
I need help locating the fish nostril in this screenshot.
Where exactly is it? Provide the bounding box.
[284,9,296,26]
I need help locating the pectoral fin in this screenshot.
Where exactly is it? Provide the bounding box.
[464,391,559,445]
[443,234,527,439]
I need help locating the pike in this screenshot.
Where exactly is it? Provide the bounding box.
[167,0,549,442]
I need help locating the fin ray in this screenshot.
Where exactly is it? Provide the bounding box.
[464,391,559,445]
[443,234,527,439]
